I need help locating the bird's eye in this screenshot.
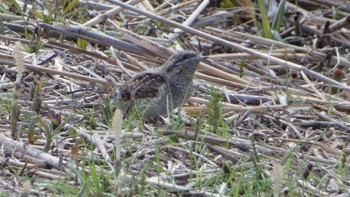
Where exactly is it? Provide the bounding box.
[182,54,195,59]
[183,55,191,59]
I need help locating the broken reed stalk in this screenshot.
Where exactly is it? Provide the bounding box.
[112,109,123,194]
[11,42,24,139]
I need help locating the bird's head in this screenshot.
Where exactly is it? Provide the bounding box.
[163,51,206,78]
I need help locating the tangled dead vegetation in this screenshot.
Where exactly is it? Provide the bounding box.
[1,0,350,196]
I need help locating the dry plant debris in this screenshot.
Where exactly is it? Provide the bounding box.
[1,0,350,196]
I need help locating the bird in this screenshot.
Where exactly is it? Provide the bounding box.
[112,51,206,120]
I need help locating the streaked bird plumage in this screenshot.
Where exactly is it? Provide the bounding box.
[112,51,205,119]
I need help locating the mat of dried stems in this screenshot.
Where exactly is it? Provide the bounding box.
[1,0,350,196]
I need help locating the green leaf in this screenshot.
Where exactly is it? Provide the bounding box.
[31,9,50,23]
[77,38,87,50]
[271,0,286,31]
[2,0,22,14]
[258,0,272,39]
[220,0,235,8]
[28,116,38,144]
[64,0,79,14]
[0,4,10,13]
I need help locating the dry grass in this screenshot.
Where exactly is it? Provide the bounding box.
[1,0,350,196]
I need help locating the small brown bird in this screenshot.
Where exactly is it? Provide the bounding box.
[112,51,205,120]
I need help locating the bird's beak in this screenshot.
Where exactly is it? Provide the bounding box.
[197,54,208,64]
[196,53,207,61]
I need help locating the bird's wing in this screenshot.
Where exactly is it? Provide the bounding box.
[122,72,167,100]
